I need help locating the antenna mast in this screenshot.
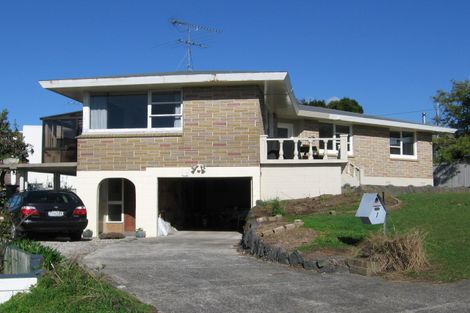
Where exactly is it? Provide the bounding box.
[170,19,222,71]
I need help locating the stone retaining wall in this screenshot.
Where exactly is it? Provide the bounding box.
[241,217,348,273]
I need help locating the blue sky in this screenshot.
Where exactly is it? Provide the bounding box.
[1,0,469,127]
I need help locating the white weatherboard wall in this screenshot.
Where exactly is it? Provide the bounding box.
[261,165,342,200]
[76,166,260,237]
[0,277,37,304]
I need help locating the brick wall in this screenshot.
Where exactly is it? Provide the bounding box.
[282,119,433,179]
[77,85,264,171]
[350,125,433,179]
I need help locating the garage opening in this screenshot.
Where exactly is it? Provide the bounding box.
[158,178,252,231]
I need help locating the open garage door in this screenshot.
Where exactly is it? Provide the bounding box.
[158,178,251,231]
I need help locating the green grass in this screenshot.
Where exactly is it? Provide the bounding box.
[290,192,470,282]
[0,248,154,313]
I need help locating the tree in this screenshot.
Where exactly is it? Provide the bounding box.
[328,97,364,113]
[299,99,327,108]
[433,80,470,163]
[0,109,33,187]
[299,97,364,113]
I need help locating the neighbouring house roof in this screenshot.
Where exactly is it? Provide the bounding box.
[39,70,455,134]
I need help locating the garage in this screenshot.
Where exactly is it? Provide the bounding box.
[158,178,252,231]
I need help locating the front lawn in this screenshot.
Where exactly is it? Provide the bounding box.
[290,192,470,282]
[0,241,155,313]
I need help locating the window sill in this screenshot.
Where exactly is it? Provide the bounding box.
[390,155,418,161]
[79,128,183,139]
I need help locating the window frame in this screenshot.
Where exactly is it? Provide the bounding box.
[277,122,294,138]
[86,90,183,134]
[148,90,183,131]
[389,130,418,160]
[318,123,353,156]
[106,179,124,224]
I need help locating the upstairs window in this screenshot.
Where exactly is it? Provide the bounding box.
[150,91,182,128]
[89,91,182,131]
[390,131,415,156]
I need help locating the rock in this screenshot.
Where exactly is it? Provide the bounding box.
[294,219,304,227]
[316,258,329,269]
[288,250,304,266]
[278,249,289,264]
[256,216,268,223]
[329,210,336,215]
[273,226,285,234]
[303,260,316,270]
[284,223,295,230]
[257,241,265,258]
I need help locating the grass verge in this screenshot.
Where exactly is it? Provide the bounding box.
[0,242,155,313]
[290,192,470,282]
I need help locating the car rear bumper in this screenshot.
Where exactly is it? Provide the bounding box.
[18,219,88,233]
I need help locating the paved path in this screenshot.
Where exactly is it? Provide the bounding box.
[52,232,470,313]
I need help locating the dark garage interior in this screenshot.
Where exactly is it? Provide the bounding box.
[158,178,252,231]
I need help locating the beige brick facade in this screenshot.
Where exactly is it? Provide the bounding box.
[280,119,433,179]
[350,125,433,179]
[77,86,264,171]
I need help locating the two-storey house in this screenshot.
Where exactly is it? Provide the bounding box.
[37,71,454,237]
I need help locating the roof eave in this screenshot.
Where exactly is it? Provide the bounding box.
[296,109,456,133]
[38,72,288,90]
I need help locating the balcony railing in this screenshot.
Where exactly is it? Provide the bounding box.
[260,134,348,163]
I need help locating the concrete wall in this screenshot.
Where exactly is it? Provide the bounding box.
[77,86,264,171]
[76,166,260,237]
[260,164,342,200]
[0,276,37,304]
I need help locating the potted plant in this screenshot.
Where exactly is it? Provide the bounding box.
[135,228,146,238]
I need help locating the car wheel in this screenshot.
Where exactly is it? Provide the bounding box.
[70,231,82,241]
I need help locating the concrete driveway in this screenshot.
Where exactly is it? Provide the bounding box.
[78,232,470,313]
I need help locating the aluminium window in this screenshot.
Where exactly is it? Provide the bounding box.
[390,131,415,156]
[89,91,182,131]
[319,123,352,152]
[149,91,182,129]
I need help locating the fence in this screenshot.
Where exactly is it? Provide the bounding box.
[434,161,470,187]
[0,246,43,303]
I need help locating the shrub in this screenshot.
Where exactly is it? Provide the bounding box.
[98,232,125,240]
[356,229,429,274]
[258,198,286,216]
[13,239,63,270]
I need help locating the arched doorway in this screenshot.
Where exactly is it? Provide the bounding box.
[98,178,136,234]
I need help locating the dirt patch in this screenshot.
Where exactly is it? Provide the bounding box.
[256,220,288,235]
[261,227,316,251]
[283,191,400,215]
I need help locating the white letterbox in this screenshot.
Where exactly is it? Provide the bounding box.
[355,193,387,225]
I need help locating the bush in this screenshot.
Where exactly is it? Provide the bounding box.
[98,232,125,240]
[356,229,429,274]
[258,198,286,216]
[13,239,63,270]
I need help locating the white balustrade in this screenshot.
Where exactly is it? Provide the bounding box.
[260,135,349,163]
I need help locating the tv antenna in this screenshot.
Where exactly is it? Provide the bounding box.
[170,19,222,71]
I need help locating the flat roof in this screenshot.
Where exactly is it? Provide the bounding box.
[39,70,455,134]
